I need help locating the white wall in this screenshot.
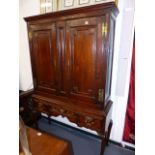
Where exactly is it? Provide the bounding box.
[19,0,135,145]
[19,0,39,90]
[58,0,114,10]
[110,0,135,146]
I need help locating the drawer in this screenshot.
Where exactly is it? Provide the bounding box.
[78,114,103,132]
[32,97,103,133]
[51,106,78,123]
[51,106,66,116]
[33,98,67,117]
[32,97,78,122]
[33,98,51,114]
[65,110,78,123]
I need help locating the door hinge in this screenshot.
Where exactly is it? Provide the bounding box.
[102,22,108,37]
[28,31,32,40]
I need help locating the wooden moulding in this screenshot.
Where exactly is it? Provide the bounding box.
[24,2,118,22]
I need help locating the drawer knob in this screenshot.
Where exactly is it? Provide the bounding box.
[85,21,89,25]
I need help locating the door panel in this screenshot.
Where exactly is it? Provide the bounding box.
[66,17,102,102]
[31,24,57,93]
[71,27,96,98]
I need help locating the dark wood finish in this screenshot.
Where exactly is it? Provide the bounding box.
[30,23,58,94]
[19,89,40,128]
[67,17,101,103]
[100,120,113,155]
[25,127,73,155]
[23,2,118,155]
[106,120,113,145]
[19,89,34,98]
[24,2,118,22]
[100,134,107,155]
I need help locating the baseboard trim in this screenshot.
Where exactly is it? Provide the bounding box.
[109,140,135,151]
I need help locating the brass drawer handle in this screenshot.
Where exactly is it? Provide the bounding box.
[85,116,93,123]
[84,116,95,126]
[60,108,65,114]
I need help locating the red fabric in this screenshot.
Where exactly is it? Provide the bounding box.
[123,35,135,144]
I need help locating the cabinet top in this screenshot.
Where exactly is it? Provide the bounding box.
[24,2,118,22]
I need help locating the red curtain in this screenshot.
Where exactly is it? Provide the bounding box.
[123,34,135,144]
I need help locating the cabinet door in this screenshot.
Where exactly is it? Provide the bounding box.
[29,23,57,94]
[66,17,105,103]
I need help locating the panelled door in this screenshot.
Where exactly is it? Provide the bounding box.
[66,17,106,103]
[29,23,58,94]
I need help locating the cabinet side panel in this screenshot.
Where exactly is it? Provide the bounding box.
[105,16,116,102]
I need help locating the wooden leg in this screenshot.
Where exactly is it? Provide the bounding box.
[106,120,113,145]
[100,120,113,155]
[48,116,51,124]
[100,135,106,155]
[33,112,41,130]
[35,120,39,129]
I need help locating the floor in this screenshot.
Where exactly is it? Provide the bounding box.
[37,117,135,155]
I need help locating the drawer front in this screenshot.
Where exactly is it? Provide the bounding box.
[32,98,78,123]
[33,98,63,116]
[33,98,51,114]
[78,114,103,133]
[65,110,78,123]
[51,106,66,117]
[32,97,104,133]
[51,106,78,123]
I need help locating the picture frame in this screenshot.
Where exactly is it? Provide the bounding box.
[64,0,74,7]
[95,0,106,2]
[40,0,53,13]
[79,0,90,5]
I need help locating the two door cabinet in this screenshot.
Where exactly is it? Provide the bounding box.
[24,2,118,155]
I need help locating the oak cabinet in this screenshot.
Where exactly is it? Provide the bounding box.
[24,2,118,155]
